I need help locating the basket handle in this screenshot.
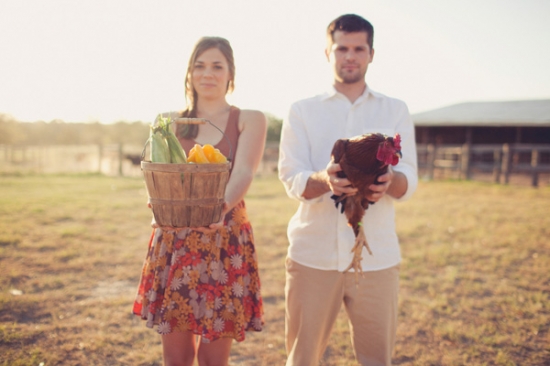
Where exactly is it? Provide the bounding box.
[140,117,234,162]
[140,137,150,161]
[174,118,234,162]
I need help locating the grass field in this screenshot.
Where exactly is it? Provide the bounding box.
[0,173,549,365]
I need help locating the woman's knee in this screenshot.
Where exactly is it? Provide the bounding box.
[161,332,196,366]
[196,337,233,366]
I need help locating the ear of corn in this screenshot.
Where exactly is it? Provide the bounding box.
[151,115,187,164]
[149,114,228,164]
[150,129,170,163]
[165,132,187,163]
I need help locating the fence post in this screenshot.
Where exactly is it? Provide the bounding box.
[460,143,470,180]
[38,145,43,174]
[118,143,124,176]
[493,147,502,183]
[427,144,435,180]
[501,144,510,184]
[531,148,539,187]
[98,144,103,174]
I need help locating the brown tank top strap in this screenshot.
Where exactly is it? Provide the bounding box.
[177,106,240,161]
[215,106,240,161]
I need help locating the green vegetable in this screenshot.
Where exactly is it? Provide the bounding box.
[165,131,187,163]
[151,114,187,164]
[150,129,170,163]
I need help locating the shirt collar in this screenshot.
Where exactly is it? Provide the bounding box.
[320,84,377,102]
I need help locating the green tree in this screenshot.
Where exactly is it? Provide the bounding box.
[266,113,282,142]
[0,114,19,144]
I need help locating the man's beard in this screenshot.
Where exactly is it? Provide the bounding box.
[338,69,365,84]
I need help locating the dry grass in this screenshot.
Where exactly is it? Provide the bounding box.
[0,173,548,365]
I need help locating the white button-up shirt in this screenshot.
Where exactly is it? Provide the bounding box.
[278,86,418,272]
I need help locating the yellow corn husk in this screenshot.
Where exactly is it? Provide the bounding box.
[191,144,209,164]
[187,147,197,163]
[212,149,228,163]
[202,144,216,162]
[150,130,170,163]
[187,144,227,164]
[165,131,187,163]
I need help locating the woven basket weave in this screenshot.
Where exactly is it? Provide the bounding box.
[141,161,230,228]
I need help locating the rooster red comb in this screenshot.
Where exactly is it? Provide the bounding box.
[393,133,401,150]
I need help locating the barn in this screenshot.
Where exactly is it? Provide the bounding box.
[412,99,550,145]
[411,99,550,186]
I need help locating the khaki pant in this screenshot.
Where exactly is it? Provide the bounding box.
[285,258,399,366]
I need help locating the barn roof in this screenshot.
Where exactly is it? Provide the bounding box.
[412,99,550,127]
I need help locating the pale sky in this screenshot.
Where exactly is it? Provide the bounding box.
[1,0,549,123]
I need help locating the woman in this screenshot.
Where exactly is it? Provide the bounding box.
[133,36,267,366]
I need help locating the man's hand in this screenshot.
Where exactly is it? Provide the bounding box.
[366,166,394,202]
[326,161,358,197]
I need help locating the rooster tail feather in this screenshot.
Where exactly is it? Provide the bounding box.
[339,197,346,213]
[330,194,347,213]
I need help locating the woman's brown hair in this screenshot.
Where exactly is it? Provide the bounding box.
[177,36,236,139]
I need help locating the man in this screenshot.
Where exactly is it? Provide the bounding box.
[278,14,418,366]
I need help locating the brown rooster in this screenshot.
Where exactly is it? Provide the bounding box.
[330,133,402,276]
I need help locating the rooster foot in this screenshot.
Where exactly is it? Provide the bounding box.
[344,228,372,284]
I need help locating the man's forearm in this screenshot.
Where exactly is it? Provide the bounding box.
[301,170,331,200]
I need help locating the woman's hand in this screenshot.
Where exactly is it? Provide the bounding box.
[148,200,159,229]
[147,199,227,233]
[148,200,185,232]
[150,216,179,232]
[190,202,228,233]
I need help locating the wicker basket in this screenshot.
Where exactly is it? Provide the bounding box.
[141,161,230,228]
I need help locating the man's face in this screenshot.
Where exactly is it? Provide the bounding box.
[326,30,374,85]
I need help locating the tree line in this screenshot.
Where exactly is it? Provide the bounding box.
[0,113,283,146]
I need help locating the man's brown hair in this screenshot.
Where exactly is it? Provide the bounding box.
[326,14,374,50]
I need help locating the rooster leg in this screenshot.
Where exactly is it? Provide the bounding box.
[356,225,372,256]
[344,223,373,283]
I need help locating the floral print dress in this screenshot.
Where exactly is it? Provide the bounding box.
[133,106,263,342]
[133,201,263,342]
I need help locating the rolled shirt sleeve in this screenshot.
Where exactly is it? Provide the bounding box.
[390,101,418,202]
[278,86,419,272]
[278,102,323,204]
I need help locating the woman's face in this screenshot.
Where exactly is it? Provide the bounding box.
[191,47,232,100]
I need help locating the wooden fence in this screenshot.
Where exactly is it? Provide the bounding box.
[417,143,550,187]
[0,142,280,178]
[0,144,144,177]
[1,143,549,187]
